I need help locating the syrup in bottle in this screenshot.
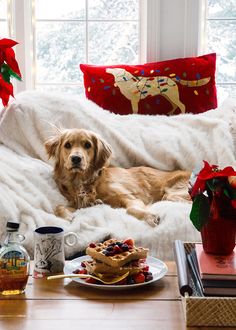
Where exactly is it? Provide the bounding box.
[0,221,30,295]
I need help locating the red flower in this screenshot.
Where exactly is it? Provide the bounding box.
[0,38,21,77]
[0,75,13,106]
[0,38,21,107]
[190,160,236,198]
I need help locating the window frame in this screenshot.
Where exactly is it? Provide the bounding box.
[8,0,210,94]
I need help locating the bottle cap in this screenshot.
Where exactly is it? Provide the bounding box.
[6,221,20,231]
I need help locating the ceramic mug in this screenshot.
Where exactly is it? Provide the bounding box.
[33,226,78,278]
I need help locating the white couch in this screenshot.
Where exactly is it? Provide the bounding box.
[0,91,235,260]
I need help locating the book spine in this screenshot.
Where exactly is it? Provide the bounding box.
[173,240,193,296]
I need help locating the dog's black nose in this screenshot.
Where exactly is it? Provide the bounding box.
[71,155,82,165]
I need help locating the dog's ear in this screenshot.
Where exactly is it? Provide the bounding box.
[92,134,112,171]
[44,135,61,159]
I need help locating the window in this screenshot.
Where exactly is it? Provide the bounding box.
[0,0,8,37]
[206,0,236,103]
[34,0,139,94]
[2,0,235,104]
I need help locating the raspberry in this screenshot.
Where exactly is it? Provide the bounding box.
[78,269,87,274]
[113,245,122,253]
[72,269,80,274]
[89,243,96,248]
[85,277,98,284]
[142,265,149,272]
[134,273,145,284]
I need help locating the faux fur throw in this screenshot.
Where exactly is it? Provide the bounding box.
[0,91,235,260]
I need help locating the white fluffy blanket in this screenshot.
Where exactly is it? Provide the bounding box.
[0,91,236,260]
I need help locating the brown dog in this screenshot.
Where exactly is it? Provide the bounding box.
[45,128,191,227]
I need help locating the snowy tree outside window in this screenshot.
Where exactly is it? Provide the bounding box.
[35,0,139,94]
[206,0,236,102]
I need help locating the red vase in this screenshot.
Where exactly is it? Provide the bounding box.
[201,217,236,255]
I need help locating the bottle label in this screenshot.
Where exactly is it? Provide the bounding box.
[0,250,28,276]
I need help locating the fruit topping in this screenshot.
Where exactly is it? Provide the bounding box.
[89,243,96,248]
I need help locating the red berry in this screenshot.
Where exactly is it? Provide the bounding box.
[85,277,98,284]
[80,261,86,268]
[89,243,96,248]
[134,273,145,284]
[123,238,134,247]
[114,245,122,253]
[79,269,87,274]
[142,265,149,272]
[72,269,80,274]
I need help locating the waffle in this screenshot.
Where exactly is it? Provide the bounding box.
[85,238,149,268]
[84,259,144,276]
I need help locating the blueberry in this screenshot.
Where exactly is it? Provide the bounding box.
[145,275,153,282]
[121,243,129,251]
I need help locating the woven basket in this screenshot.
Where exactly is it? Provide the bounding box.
[182,243,236,327]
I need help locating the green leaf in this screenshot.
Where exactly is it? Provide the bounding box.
[223,188,230,198]
[1,64,11,83]
[8,68,22,81]
[1,63,22,82]
[190,194,210,231]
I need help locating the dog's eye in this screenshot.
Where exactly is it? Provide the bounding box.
[84,141,92,149]
[64,142,71,149]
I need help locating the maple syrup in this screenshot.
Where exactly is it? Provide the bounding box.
[0,222,30,295]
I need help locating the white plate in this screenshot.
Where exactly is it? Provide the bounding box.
[64,255,168,290]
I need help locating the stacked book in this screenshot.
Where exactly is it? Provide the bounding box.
[174,240,236,297]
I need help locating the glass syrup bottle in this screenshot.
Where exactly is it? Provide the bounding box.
[0,221,30,295]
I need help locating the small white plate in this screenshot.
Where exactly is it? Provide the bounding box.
[64,255,168,290]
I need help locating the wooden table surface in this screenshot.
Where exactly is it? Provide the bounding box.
[0,261,234,330]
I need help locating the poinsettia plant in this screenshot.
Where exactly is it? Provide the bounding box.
[0,38,21,107]
[189,160,236,231]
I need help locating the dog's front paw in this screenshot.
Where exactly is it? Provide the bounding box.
[94,199,103,205]
[144,214,160,227]
[54,205,73,222]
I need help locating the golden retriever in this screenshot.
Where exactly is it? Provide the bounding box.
[45,128,191,227]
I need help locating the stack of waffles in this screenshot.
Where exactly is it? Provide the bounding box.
[82,238,153,284]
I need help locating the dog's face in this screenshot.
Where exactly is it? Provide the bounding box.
[45,128,112,174]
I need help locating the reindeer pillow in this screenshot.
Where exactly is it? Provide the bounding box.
[80,53,217,115]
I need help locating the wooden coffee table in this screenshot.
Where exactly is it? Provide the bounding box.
[0,261,231,330]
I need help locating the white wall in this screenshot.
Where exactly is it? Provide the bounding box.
[143,0,206,62]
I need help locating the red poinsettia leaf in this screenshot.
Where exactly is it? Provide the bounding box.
[0,75,13,94]
[4,48,21,77]
[0,89,10,106]
[231,200,236,208]
[190,177,206,197]
[0,38,18,49]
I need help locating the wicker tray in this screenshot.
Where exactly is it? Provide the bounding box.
[182,243,236,327]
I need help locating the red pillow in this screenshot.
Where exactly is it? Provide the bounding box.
[80,53,217,115]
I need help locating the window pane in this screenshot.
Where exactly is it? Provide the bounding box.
[217,85,236,105]
[36,22,86,83]
[88,22,138,64]
[35,0,85,19]
[208,0,236,18]
[88,0,139,20]
[36,84,84,95]
[0,0,7,19]
[0,22,7,37]
[207,20,236,82]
